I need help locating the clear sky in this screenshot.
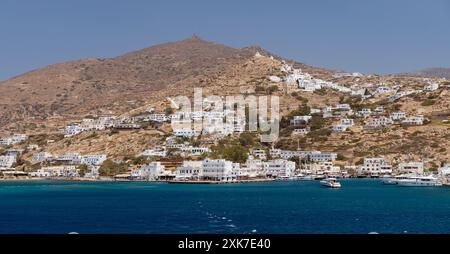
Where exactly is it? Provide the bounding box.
[1,0,450,80]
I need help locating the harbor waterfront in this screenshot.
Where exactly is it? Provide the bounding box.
[2,179,450,234]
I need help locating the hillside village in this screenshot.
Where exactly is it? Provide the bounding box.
[1,39,450,183]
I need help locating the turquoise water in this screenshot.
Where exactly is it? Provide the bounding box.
[1,179,450,234]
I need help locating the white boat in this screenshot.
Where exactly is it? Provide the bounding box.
[381,173,415,185]
[397,175,441,187]
[320,178,341,188]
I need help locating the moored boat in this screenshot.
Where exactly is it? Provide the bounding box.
[397,175,441,187]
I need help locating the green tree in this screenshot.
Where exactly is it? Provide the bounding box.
[223,145,249,163]
[165,107,174,115]
[99,159,128,176]
[310,115,325,130]
[239,132,255,147]
[77,164,89,177]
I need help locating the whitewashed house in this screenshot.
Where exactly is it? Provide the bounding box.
[0,134,27,146]
[32,152,53,163]
[149,114,170,122]
[243,156,265,177]
[268,76,282,83]
[0,155,16,169]
[251,148,267,160]
[357,108,372,118]
[401,116,425,126]
[358,157,393,175]
[308,151,338,162]
[374,106,385,114]
[175,161,203,180]
[335,104,352,111]
[64,124,85,137]
[263,159,295,178]
[269,149,282,158]
[202,158,237,181]
[131,162,165,180]
[290,116,312,126]
[438,164,450,176]
[333,118,354,132]
[376,86,393,94]
[365,117,393,129]
[173,128,199,138]
[180,146,211,156]
[80,154,107,166]
[424,83,439,92]
[390,111,406,121]
[332,125,349,133]
[292,128,310,135]
[56,153,81,164]
[310,108,321,115]
[30,166,78,178]
[141,147,167,157]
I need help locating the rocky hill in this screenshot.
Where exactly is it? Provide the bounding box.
[1,37,449,170]
[0,36,275,127]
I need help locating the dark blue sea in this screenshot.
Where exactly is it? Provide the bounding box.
[1,179,450,234]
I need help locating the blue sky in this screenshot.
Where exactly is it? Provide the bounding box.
[1,0,449,80]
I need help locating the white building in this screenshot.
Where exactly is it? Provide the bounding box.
[131,162,166,180]
[202,158,236,181]
[332,125,349,132]
[64,124,85,137]
[402,116,425,126]
[173,128,199,138]
[424,83,439,92]
[80,154,107,166]
[376,86,392,94]
[56,153,81,164]
[397,162,424,174]
[268,75,282,83]
[333,118,354,132]
[251,148,267,160]
[292,128,310,135]
[335,104,352,111]
[365,117,393,129]
[0,155,16,169]
[32,152,53,163]
[263,159,295,178]
[390,111,406,121]
[30,165,78,178]
[243,156,265,177]
[0,134,27,146]
[438,164,450,176]
[141,147,167,157]
[358,157,393,175]
[180,146,211,156]
[149,114,170,122]
[374,106,385,114]
[290,116,312,126]
[357,108,372,118]
[308,151,337,162]
[175,161,203,180]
